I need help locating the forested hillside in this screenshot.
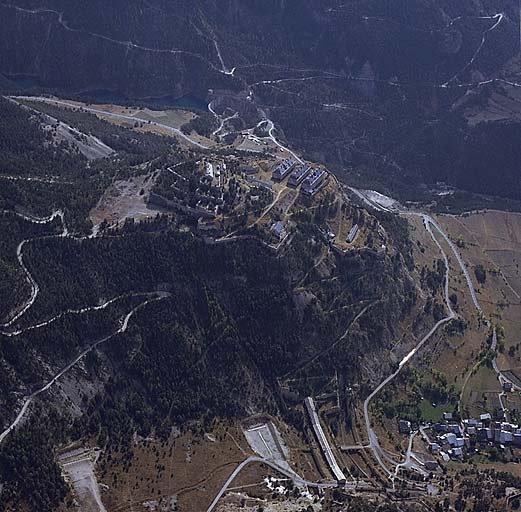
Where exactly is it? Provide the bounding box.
[2,2,521,510]
[0,91,423,511]
[1,1,521,201]
[0,225,416,509]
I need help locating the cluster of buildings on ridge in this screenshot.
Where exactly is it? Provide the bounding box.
[272,158,329,197]
[400,410,521,464]
[165,154,355,246]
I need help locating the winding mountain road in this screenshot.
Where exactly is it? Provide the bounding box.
[362,210,456,477]
[208,101,238,137]
[0,209,65,330]
[265,119,303,164]
[421,214,481,313]
[0,207,109,333]
[2,292,160,338]
[0,207,173,447]
[0,292,169,445]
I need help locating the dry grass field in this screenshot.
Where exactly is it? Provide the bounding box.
[465,83,521,127]
[439,212,521,370]
[95,417,317,512]
[401,211,521,418]
[98,422,251,512]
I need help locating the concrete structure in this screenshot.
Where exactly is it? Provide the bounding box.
[304,397,346,484]
[246,176,273,191]
[241,165,258,175]
[288,164,312,187]
[448,424,463,435]
[302,169,327,197]
[430,415,521,463]
[441,433,457,446]
[450,447,463,458]
[205,162,214,178]
[498,430,513,444]
[271,221,286,240]
[272,159,296,181]
[399,420,411,434]
[347,224,359,244]
[463,418,483,430]
[243,423,291,471]
[455,437,465,448]
[429,443,441,454]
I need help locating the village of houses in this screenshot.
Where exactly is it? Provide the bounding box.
[151,151,521,473]
[399,388,521,471]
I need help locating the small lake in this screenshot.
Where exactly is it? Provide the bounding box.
[77,89,207,111]
[77,89,129,104]
[140,94,208,111]
[3,74,44,89]
[1,78,208,111]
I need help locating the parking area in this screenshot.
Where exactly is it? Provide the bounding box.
[244,422,290,471]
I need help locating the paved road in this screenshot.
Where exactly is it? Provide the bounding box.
[0,207,105,334]
[208,100,238,137]
[0,293,169,445]
[0,209,174,451]
[362,211,456,478]
[12,96,210,149]
[393,431,428,482]
[13,96,114,159]
[212,39,236,76]
[492,328,512,420]
[347,187,393,213]
[2,292,156,338]
[442,13,504,87]
[206,456,335,512]
[350,188,481,315]
[206,454,372,512]
[393,431,415,479]
[0,209,65,330]
[417,212,521,419]
[266,119,303,164]
[491,328,521,392]
[421,214,481,313]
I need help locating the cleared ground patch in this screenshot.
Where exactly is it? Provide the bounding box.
[59,447,106,512]
[89,172,166,229]
[98,423,253,512]
[243,422,291,472]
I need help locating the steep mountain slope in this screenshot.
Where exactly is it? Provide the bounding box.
[3,4,521,510]
[0,0,517,93]
[1,1,521,201]
[0,88,426,512]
